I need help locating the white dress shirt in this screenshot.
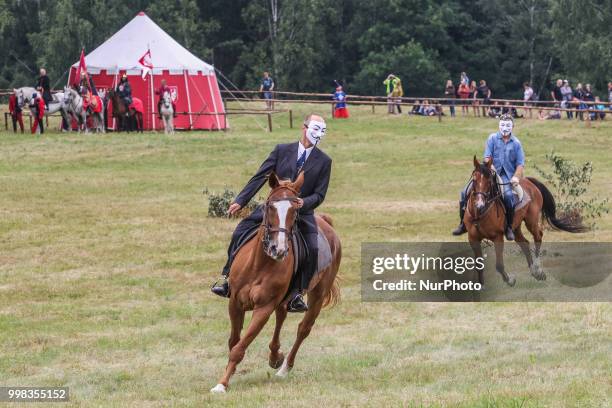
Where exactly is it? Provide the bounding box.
[297,141,314,163]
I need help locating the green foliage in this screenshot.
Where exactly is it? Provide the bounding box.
[205,188,259,218]
[534,151,609,226]
[355,41,449,95]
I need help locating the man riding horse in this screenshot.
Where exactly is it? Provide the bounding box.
[36,68,53,108]
[116,74,132,107]
[452,114,525,241]
[211,114,332,313]
[155,79,176,119]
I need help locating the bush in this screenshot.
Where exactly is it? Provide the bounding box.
[205,188,261,218]
[534,151,609,227]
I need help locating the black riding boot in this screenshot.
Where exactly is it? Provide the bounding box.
[211,276,230,298]
[505,205,515,241]
[452,204,467,236]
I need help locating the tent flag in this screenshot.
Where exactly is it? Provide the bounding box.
[74,48,87,85]
[138,48,153,80]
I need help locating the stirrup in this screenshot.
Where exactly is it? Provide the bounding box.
[287,293,308,313]
[210,278,230,298]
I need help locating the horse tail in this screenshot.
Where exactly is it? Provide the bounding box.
[527,177,589,233]
[322,273,341,308]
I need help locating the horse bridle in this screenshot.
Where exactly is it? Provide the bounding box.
[470,169,503,220]
[261,195,300,249]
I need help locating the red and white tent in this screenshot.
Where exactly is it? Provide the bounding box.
[69,12,226,130]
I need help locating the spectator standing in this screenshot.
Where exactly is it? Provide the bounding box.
[475,80,491,117]
[260,71,275,110]
[583,84,595,120]
[391,75,404,114]
[560,80,573,119]
[550,79,563,107]
[523,82,534,119]
[383,74,403,114]
[9,90,24,133]
[608,82,612,105]
[469,80,478,116]
[444,79,456,117]
[457,81,470,116]
[332,85,349,118]
[460,72,469,86]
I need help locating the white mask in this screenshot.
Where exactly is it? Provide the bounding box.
[306,120,326,145]
[499,120,513,136]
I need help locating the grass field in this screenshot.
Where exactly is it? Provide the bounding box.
[1,102,611,407]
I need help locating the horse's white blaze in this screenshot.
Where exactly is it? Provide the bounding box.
[275,359,291,377]
[272,200,292,252]
[210,384,226,393]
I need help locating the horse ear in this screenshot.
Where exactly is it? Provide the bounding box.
[486,160,493,169]
[473,155,480,169]
[293,171,305,191]
[268,171,279,189]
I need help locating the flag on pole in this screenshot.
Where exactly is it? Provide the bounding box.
[138,48,153,80]
[74,48,88,85]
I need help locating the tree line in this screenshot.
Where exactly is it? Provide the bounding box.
[0,0,610,99]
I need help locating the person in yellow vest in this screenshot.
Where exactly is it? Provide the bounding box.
[383,74,403,114]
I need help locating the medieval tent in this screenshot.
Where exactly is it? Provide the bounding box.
[69,11,226,130]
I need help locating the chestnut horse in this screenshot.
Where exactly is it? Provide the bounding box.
[107,89,143,132]
[210,171,341,393]
[465,156,587,286]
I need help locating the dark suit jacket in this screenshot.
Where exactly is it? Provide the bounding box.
[235,142,332,233]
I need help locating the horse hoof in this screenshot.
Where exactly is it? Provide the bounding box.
[210,384,226,393]
[275,359,292,378]
[506,275,516,287]
[269,352,285,369]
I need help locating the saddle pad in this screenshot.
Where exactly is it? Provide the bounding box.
[130,98,144,113]
[317,230,332,272]
[514,187,531,211]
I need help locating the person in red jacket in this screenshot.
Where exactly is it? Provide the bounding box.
[155,79,177,119]
[9,91,24,133]
[30,92,46,134]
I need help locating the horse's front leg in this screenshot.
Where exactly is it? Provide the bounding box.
[494,237,515,286]
[268,305,287,369]
[211,304,275,393]
[469,240,485,286]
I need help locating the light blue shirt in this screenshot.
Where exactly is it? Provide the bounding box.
[484,132,525,178]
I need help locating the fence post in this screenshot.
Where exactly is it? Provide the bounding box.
[330,102,334,118]
[289,109,293,128]
[585,109,591,128]
[371,97,375,113]
[4,112,7,130]
[267,112,272,132]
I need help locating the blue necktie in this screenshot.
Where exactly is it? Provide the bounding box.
[296,150,307,172]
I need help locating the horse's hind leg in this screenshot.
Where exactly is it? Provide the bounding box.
[514,226,534,269]
[212,304,274,393]
[268,305,287,369]
[525,209,545,280]
[276,285,325,378]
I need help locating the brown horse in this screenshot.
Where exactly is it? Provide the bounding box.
[465,156,587,286]
[210,171,341,393]
[108,89,143,132]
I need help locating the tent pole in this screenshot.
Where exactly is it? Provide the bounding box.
[150,71,155,130]
[183,70,193,129]
[206,73,221,130]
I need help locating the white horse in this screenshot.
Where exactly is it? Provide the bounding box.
[160,91,174,134]
[62,87,105,134]
[14,86,71,126]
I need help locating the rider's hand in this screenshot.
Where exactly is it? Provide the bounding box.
[227,202,242,216]
[511,176,520,186]
[295,198,304,208]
